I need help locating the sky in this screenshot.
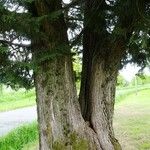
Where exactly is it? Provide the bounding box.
[63,0,71,3]
[120,64,139,81]
[120,64,150,81]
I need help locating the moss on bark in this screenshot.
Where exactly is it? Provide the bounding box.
[53,132,89,150]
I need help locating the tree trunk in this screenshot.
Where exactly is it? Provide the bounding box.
[31,0,132,149]
[87,51,123,150]
[32,0,101,149]
[79,0,123,149]
[79,40,123,150]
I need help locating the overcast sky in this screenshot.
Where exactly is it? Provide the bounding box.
[120,64,150,81]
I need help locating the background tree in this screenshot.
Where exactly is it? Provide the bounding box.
[117,75,128,87]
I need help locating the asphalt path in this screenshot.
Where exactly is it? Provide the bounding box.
[0,106,37,137]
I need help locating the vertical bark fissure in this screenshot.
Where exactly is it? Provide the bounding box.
[32,0,104,149]
[32,0,84,149]
[79,35,126,149]
[90,55,120,150]
[79,30,94,121]
[31,0,131,149]
[78,0,134,149]
[79,50,123,149]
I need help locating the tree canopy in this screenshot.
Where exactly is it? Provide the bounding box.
[0,0,149,88]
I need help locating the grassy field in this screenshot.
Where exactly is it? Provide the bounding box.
[114,89,150,150]
[1,84,150,112]
[22,89,150,150]
[0,87,36,112]
[116,84,150,102]
[0,87,150,150]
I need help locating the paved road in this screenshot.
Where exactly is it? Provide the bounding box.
[0,106,37,137]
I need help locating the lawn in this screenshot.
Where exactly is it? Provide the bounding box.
[0,87,36,112]
[1,84,150,112]
[0,87,150,150]
[114,89,150,150]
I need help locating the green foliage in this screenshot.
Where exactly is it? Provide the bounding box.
[117,75,128,87]
[73,55,81,82]
[0,0,70,89]
[112,0,150,70]
[0,42,33,89]
[0,0,149,89]
[0,84,2,94]
[0,46,8,53]
[130,74,150,86]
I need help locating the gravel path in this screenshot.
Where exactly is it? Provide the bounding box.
[0,106,37,137]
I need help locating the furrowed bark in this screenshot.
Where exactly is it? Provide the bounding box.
[79,0,125,149]
[89,43,124,150]
[79,39,125,150]
[31,0,134,149]
[79,37,123,150]
[32,0,102,149]
[79,0,135,149]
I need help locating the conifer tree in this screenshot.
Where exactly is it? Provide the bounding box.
[0,0,149,149]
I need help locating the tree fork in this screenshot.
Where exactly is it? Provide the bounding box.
[32,0,103,149]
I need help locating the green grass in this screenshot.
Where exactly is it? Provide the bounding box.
[0,88,36,112]
[0,84,150,112]
[116,84,150,102]
[0,123,38,150]
[1,86,150,150]
[18,88,150,150]
[114,89,150,150]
